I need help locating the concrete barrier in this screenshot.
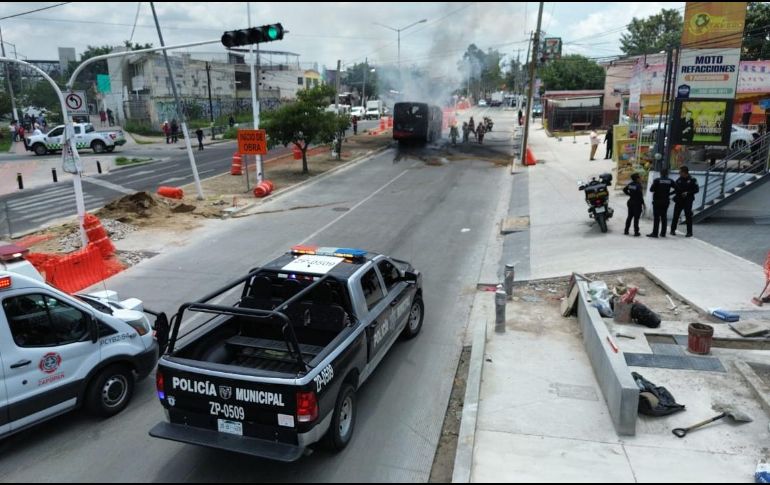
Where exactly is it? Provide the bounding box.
[576,279,638,435]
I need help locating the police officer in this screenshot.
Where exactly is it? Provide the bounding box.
[671,165,699,237]
[623,173,644,236]
[647,169,675,238]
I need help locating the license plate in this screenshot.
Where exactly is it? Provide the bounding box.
[594,207,606,214]
[217,419,243,436]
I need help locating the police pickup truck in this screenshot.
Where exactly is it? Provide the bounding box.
[0,244,167,439]
[150,245,423,462]
[26,123,126,156]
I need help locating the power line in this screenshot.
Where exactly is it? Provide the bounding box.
[0,2,71,21]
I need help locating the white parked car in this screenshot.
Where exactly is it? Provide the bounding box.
[26,123,126,156]
[350,106,365,118]
[478,99,488,107]
[641,122,758,151]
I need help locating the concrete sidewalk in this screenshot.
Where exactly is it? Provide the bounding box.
[455,123,770,483]
[0,154,122,195]
[525,125,768,314]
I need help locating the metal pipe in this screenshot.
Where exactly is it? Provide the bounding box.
[16,172,22,190]
[495,286,507,333]
[51,167,58,183]
[504,263,515,299]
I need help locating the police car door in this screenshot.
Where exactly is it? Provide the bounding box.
[377,258,411,334]
[1,291,98,430]
[360,267,393,362]
[45,126,64,150]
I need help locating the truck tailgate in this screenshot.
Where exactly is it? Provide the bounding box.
[153,366,301,458]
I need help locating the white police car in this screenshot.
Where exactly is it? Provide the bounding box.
[0,270,167,439]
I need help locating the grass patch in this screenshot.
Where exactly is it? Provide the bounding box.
[115,157,152,166]
[123,120,162,137]
[0,136,12,153]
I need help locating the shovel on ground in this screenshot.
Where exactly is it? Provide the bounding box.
[672,407,753,438]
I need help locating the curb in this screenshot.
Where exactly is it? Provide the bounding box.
[451,291,488,483]
[734,360,770,418]
[225,145,393,218]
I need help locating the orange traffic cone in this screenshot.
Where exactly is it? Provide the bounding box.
[231,152,243,175]
[525,147,537,166]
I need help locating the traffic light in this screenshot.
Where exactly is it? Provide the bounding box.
[221,23,285,48]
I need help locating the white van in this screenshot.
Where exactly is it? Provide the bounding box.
[0,270,167,439]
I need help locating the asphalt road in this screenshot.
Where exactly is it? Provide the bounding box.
[0,109,515,482]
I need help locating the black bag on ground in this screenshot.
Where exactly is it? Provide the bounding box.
[631,303,661,328]
[632,372,685,416]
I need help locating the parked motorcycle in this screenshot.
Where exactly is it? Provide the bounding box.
[483,117,494,132]
[578,173,614,233]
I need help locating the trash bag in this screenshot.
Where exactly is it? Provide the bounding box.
[632,372,685,417]
[631,302,661,328]
[589,281,613,317]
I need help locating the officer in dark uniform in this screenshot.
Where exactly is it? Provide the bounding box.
[671,165,699,237]
[647,169,676,238]
[623,173,645,236]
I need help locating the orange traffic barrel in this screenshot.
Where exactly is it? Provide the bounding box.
[253,181,271,198]
[231,152,243,175]
[158,186,184,199]
[263,180,274,193]
[525,147,537,166]
[83,214,115,257]
[379,118,386,131]
[387,116,393,128]
[292,146,302,160]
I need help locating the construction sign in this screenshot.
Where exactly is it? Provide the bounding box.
[237,129,268,155]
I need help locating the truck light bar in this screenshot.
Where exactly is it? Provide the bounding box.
[290,245,366,261]
[0,276,11,289]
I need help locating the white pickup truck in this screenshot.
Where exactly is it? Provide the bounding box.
[26,123,126,156]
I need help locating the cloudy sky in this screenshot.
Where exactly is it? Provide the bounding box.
[0,1,683,72]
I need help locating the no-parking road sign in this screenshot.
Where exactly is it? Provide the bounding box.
[65,91,88,116]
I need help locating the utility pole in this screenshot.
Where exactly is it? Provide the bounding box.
[149,2,204,200]
[247,2,263,184]
[335,59,341,112]
[362,57,367,109]
[521,2,544,167]
[205,62,214,123]
[0,27,19,124]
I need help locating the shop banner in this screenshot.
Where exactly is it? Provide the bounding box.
[682,2,747,49]
[675,48,740,99]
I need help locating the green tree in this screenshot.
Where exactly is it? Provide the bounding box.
[345,62,377,102]
[459,44,504,99]
[262,84,350,174]
[539,54,605,91]
[743,2,770,60]
[619,8,683,55]
[68,41,152,88]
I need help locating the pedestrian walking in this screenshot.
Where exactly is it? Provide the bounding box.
[9,121,17,142]
[476,122,485,144]
[589,129,600,160]
[352,116,358,135]
[228,115,235,128]
[170,119,179,143]
[647,169,676,238]
[195,128,204,151]
[604,126,613,159]
[99,110,107,127]
[468,116,476,135]
[670,165,699,237]
[107,108,114,126]
[623,173,644,237]
[741,102,753,126]
[518,109,524,126]
[162,121,170,144]
[18,125,27,151]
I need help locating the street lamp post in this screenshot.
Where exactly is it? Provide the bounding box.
[361,60,375,109]
[374,19,427,71]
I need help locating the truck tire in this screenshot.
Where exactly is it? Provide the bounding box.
[85,364,134,417]
[92,140,106,154]
[33,143,48,156]
[326,383,356,451]
[401,297,424,339]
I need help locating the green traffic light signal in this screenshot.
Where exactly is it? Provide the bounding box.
[267,25,279,40]
[221,23,284,48]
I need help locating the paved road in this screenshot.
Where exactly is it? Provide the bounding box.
[0,142,297,237]
[0,109,515,482]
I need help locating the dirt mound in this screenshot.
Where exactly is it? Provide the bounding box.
[102,192,157,215]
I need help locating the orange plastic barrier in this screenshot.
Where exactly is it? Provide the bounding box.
[27,243,119,294]
[231,152,243,175]
[157,186,184,199]
[525,147,537,166]
[83,214,115,257]
[253,181,273,198]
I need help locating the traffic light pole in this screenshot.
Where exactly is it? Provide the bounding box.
[247,2,263,184]
[150,2,204,200]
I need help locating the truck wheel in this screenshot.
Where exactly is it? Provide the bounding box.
[401,298,424,339]
[105,146,115,153]
[85,365,134,417]
[33,143,48,156]
[326,383,356,451]
[92,140,106,154]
